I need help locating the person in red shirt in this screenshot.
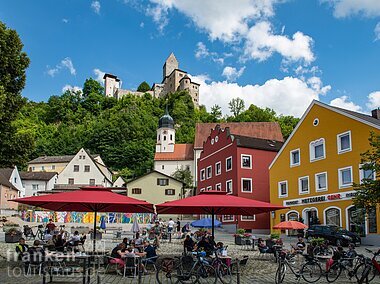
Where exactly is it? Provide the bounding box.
[46,219,56,234]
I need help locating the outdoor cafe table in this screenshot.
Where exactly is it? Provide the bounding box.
[43,252,91,284]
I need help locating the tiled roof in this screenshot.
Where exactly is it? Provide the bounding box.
[194,122,283,149]
[0,168,15,189]
[0,168,13,180]
[233,134,284,152]
[20,171,57,181]
[154,144,194,161]
[329,105,380,127]
[28,154,99,164]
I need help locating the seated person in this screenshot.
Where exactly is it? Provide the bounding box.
[134,232,144,247]
[16,237,29,261]
[291,236,306,254]
[64,231,81,247]
[342,243,357,268]
[208,236,217,249]
[184,235,195,252]
[122,237,130,248]
[44,231,53,242]
[197,236,213,256]
[143,240,157,261]
[27,240,45,265]
[46,234,57,249]
[124,247,147,273]
[258,238,273,253]
[215,242,225,256]
[55,234,65,252]
[110,243,127,273]
[46,219,56,234]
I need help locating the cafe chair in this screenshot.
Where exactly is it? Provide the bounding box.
[124,256,138,278]
[230,255,249,275]
[142,256,158,271]
[104,256,120,274]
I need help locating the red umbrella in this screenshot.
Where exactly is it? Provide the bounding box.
[11,186,154,251]
[156,191,286,237]
[273,221,308,230]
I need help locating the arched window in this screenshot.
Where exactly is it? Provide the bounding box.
[163,136,166,141]
[325,207,341,227]
[287,211,299,236]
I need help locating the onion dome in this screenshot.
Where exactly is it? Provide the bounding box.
[158,106,174,129]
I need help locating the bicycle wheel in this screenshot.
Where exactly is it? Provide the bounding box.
[156,258,181,284]
[275,262,286,284]
[326,262,342,283]
[196,264,217,284]
[301,261,322,283]
[355,263,377,284]
[216,263,232,284]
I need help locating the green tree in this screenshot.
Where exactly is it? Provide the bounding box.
[210,104,222,122]
[137,81,151,92]
[172,167,193,190]
[0,21,33,167]
[82,78,103,97]
[353,131,380,210]
[228,97,245,117]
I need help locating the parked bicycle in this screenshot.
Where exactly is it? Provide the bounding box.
[156,251,217,284]
[313,240,334,258]
[357,248,380,284]
[211,248,232,284]
[275,250,322,284]
[23,225,36,240]
[326,253,367,283]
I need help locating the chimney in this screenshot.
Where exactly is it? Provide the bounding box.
[371,108,380,120]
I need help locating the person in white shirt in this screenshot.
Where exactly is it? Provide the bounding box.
[64,231,81,246]
[167,218,175,234]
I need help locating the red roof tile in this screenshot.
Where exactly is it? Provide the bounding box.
[194,122,283,149]
[154,144,194,161]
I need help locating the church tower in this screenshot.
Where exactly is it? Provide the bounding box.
[163,53,178,79]
[156,107,175,153]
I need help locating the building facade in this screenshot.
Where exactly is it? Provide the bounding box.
[197,125,283,233]
[0,167,24,197]
[0,170,19,214]
[20,172,58,197]
[270,100,380,240]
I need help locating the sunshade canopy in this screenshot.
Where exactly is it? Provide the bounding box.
[11,186,154,213]
[191,218,222,228]
[273,221,308,230]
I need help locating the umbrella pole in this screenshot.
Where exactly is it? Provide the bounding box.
[211,208,215,238]
[93,210,97,253]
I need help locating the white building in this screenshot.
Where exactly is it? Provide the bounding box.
[0,167,24,197]
[113,176,126,188]
[20,172,58,196]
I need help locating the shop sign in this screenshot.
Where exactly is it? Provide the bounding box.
[283,191,357,207]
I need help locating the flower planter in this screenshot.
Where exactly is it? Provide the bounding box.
[234,235,244,245]
[71,227,89,234]
[2,226,19,232]
[5,232,22,243]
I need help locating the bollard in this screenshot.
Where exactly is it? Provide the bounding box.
[169,232,172,243]
[138,256,142,284]
[236,257,240,284]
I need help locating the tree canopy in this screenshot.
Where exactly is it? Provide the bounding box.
[137,81,151,92]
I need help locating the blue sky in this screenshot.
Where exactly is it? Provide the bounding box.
[1,0,380,117]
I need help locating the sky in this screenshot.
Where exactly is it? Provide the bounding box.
[1,0,380,117]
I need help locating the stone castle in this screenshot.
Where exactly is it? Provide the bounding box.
[103,53,200,107]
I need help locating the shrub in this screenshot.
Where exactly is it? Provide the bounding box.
[270,233,280,240]
[236,228,245,235]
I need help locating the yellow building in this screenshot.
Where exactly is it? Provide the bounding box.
[270,100,380,240]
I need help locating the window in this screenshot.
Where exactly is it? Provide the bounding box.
[82,155,85,159]
[32,166,35,171]
[206,186,212,191]
[170,134,173,140]
[215,183,221,191]
[68,178,74,185]
[132,188,141,194]
[290,149,300,167]
[165,189,175,195]
[337,131,351,153]
[186,165,190,171]
[298,176,309,194]
[200,169,205,181]
[14,177,17,184]
[89,179,95,185]
[226,180,232,194]
[359,164,375,183]
[162,165,165,170]
[74,165,79,172]
[215,162,221,175]
[200,188,205,192]
[338,166,353,188]
[315,172,328,192]
[32,184,39,190]
[241,178,252,193]
[51,165,55,170]
[241,154,252,169]
[41,166,45,171]
[368,207,377,234]
[226,156,232,171]
[157,178,169,186]
[278,181,288,197]
[84,165,90,172]
[310,138,325,161]
[325,207,341,227]
[241,215,256,221]
[206,166,212,179]
[223,215,234,222]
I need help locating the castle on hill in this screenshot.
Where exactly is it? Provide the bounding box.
[103,53,200,107]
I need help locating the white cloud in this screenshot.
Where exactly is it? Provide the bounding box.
[191,74,331,117]
[222,66,246,81]
[367,91,380,109]
[194,42,225,64]
[322,0,380,18]
[330,95,362,112]
[62,84,82,94]
[91,1,101,14]
[375,22,380,41]
[243,21,315,63]
[62,18,69,23]
[46,57,76,77]
[93,68,105,83]
[140,22,145,28]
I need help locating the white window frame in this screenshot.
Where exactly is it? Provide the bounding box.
[241,154,252,169]
[222,215,234,222]
[206,186,212,191]
[337,131,352,154]
[215,183,222,191]
[241,178,252,193]
[323,206,342,227]
[206,166,212,179]
[359,163,376,184]
[215,161,221,176]
[226,179,233,194]
[226,156,232,172]
[309,138,326,162]
[338,166,353,189]
[298,176,309,195]
[290,148,301,167]
[278,180,288,198]
[241,215,256,221]
[200,169,205,181]
[200,188,205,192]
[315,172,328,192]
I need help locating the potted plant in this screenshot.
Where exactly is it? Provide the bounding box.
[90,227,103,240]
[2,221,19,232]
[5,227,22,243]
[234,228,246,245]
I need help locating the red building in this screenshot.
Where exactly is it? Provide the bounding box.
[197,125,283,233]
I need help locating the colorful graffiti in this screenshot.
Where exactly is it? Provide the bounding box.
[21,210,154,224]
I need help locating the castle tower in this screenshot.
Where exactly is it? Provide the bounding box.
[156,107,175,153]
[163,53,178,80]
[103,73,120,97]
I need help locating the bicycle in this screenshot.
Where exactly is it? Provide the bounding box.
[156,251,217,284]
[23,225,36,240]
[211,248,232,284]
[312,240,334,258]
[357,248,380,284]
[36,224,45,240]
[275,250,322,284]
[326,254,367,283]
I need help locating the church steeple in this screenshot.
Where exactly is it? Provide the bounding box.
[156,107,175,153]
[163,52,179,79]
